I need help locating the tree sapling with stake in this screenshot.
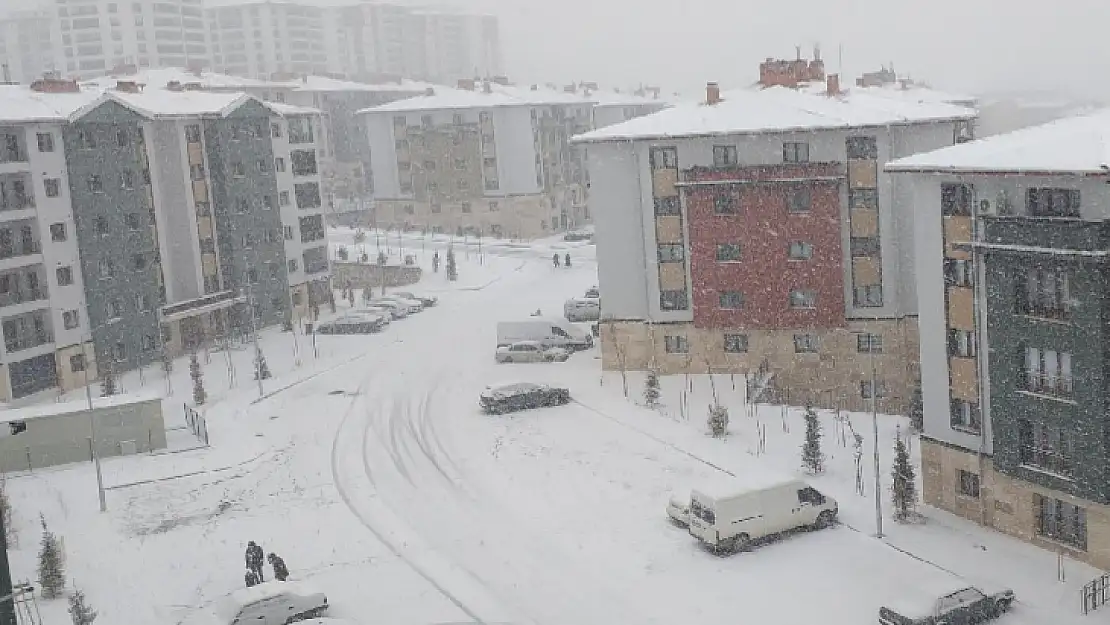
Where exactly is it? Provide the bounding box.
[68,587,98,625]
[643,369,660,408]
[801,404,825,474]
[891,429,918,521]
[190,351,206,406]
[37,514,66,599]
[707,403,729,438]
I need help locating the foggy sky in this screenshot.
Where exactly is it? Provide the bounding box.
[8,0,1109,101]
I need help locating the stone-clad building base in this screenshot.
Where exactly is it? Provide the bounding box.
[598,318,919,416]
[375,195,559,240]
[921,437,1110,571]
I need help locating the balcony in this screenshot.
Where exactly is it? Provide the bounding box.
[0,175,35,215]
[290,149,318,177]
[1019,371,1073,400]
[0,132,28,165]
[2,310,53,355]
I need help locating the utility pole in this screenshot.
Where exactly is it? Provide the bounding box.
[0,509,14,625]
[81,341,106,513]
[246,286,263,399]
[868,340,883,538]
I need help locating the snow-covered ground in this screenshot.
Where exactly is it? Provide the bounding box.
[1,232,1101,625]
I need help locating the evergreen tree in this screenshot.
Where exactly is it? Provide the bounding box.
[68,588,98,625]
[37,515,66,599]
[707,403,729,437]
[891,432,917,520]
[99,361,117,397]
[801,405,825,474]
[0,476,14,549]
[253,350,271,380]
[909,383,924,432]
[446,249,458,281]
[643,370,661,408]
[189,352,206,406]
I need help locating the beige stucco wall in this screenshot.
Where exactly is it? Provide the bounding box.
[55,342,99,394]
[376,195,556,240]
[600,319,919,415]
[290,283,310,322]
[921,438,1110,570]
[0,396,167,473]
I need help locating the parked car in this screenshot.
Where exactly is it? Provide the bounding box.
[373,296,423,314]
[880,586,1015,625]
[315,313,387,335]
[479,382,571,415]
[563,230,592,242]
[584,286,600,299]
[496,341,570,363]
[351,308,391,326]
[564,297,601,322]
[209,581,328,625]
[363,300,409,319]
[392,291,438,307]
[666,493,690,527]
[496,319,593,351]
[686,475,837,554]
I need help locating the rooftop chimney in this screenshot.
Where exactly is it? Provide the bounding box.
[457,78,476,91]
[564,84,576,94]
[705,81,721,106]
[115,80,142,93]
[30,75,79,93]
[826,73,840,96]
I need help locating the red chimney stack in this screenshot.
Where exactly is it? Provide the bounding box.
[826,73,840,96]
[706,81,721,105]
[30,75,79,93]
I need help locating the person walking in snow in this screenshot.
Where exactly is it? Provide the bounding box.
[246,541,265,582]
[552,253,560,268]
[432,251,440,273]
[244,568,260,588]
[564,253,571,268]
[268,552,290,582]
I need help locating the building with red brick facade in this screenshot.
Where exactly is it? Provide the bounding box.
[574,58,978,415]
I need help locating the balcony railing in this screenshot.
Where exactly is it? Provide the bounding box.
[1017,297,1071,321]
[4,330,52,353]
[0,142,27,164]
[1019,371,1073,398]
[0,242,41,260]
[304,261,329,275]
[0,288,48,308]
[0,194,34,211]
[1019,445,1073,477]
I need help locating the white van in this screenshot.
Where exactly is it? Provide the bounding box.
[496,319,593,351]
[686,474,837,553]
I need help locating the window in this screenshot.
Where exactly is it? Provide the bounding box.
[70,353,86,373]
[87,175,103,193]
[188,163,205,181]
[267,262,279,280]
[421,114,433,128]
[49,223,66,242]
[274,157,286,173]
[1035,495,1086,550]
[664,335,688,353]
[850,236,880,257]
[854,285,883,308]
[782,142,809,163]
[232,161,245,177]
[860,379,888,399]
[714,191,738,214]
[288,259,298,273]
[452,113,464,125]
[430,203,441,214]
[789,290,817,309]
[649,147,677,169]
[653,196,680,215]
[941,183,973,216]
[716,243,741,262]
[195,202,210,216]
[1019,420,1073,477]
[658,244,685,262]
[112,342,126,361]
[944,259,973,287]
[489,201,499,212]
[956,470,980,498]
[246,268,258,284]
[258,159,269,173]
[1021,346,1073,397]
[659,289,688,311]
[718,291,744,309]
[788,241,813,260]
[136,293,152,311]
[107,298,122,319]
[141,334,156,351]
[56,266,73,286]
[63,310,79,329]
[857,333,883,353]
[235,198,248,213]
[948,329,976,358]
[95,216,109,236]
[43,178,60,198]
[283,225,294,240]
[279,191,290,206]
[37,133,54,152]
[712,145,737,167]
[849,189,879,210]
[950,398,980,432]
[116,129,128,147]
[184,124,202,143]
[1027,188,1080,218]
[461,202,472,214]
[270,123,282,138]
[132,253,146,270]
[1017,266,1071,320]
[846,136,878,160]
[723,334,748,353]
[119,170,134,189]
[262,195,274,210]
[454,157,467,170]
[78,130,95,149]
[786,187,811,213]
[794,333,819,353]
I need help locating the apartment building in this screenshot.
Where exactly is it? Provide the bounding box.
[361,80,592,239]
[886,111,1110,570]
[0,9,56,84]
[574,59,977,415]
[48,0,209,77]
[404,9,502,85]
[206,0,328,78]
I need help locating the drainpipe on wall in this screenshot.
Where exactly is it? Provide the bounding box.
[632,139,658,367]
[970,184,991,528]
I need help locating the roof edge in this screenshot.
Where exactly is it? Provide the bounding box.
[884,164,1110,176]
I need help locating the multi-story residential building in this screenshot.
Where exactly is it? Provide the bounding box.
[886,111,1110,570]
[574,58,977,415]
[404,9,502,85]
[48,0,209,77]
[206,0,328,78]
[361,79,593,239]
[0,9,56,84]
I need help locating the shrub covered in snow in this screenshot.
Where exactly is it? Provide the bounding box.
[37,515,66,599]
[801,406,825,474]
[707,404,729,438]
[643,370,660,408]
[68,588,97,625]
[891,432,917,520]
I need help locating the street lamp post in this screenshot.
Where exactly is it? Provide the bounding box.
[867,340,883,539]
[80,341,107,513]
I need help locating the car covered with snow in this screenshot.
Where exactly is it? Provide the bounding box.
[362,299,409,319]
[495,341,570,363]
[879,585,1014,625]
[209,581,328,625]
[584,286,600,299]
[392,291,438,307]
[372,295,423,314]
[563,297,600,322]
[666,493,690,527]
[479,382,570,415]
[315,312,387,335]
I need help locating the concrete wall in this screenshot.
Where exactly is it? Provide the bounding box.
[0,396,167,473]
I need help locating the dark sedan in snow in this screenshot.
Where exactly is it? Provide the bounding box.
[479,382,571,415]
[880,586,1014,625]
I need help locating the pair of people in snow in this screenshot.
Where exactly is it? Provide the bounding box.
[244,541,290,587]
[552,253,572,268]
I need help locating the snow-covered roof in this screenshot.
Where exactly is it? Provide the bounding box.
[690,470,800,501]
[80,67,278,92]
[109,90,257,118]
[214,581,324,622]
[886,108,1110,175]
[290,74,433,94]
[586,89,669,108]
[798,80,979,107]
[360,87,528,114]
[0,390,162,424]
[266,101,322,116]
[573,85,976,143]
[0,85,103,123]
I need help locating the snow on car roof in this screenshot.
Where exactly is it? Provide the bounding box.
[690,470,800,501]
[214,581,321,621]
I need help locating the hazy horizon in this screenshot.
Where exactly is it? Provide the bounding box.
[6,0,1109,102]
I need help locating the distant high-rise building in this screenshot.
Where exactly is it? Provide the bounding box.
[206,0,329,79]
[0,9,55,84]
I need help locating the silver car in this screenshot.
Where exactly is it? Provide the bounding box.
[495,341,570,363]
